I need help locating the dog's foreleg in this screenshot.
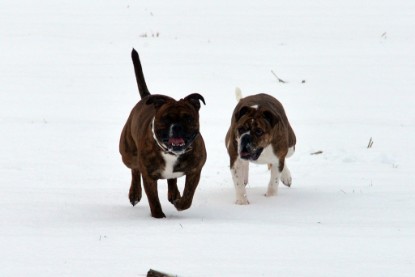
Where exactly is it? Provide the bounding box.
[142,176,165,218]
[173,172,201,211]
[281,149,293,187]
[280,162,292,187]
[286,146,295,158]
[129,169,142,206]
[167,178,181,204]
[266,161,281,197]
[231,159,250,205]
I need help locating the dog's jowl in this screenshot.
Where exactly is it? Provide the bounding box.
[120,49,206,218]
[225,90,296,204]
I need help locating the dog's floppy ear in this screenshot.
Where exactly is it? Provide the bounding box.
[235,106,252,122]
[184,93,206,111]
[146,95,171,108]
[263,110,279,127]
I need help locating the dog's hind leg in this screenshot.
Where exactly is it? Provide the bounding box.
[167,178,181,204]
[129,169,142,206]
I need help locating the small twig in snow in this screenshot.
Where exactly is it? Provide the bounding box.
[367,137,374,149]
[310,150,323,155]
[271,70,287,83]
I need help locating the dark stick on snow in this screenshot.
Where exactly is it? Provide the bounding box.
[367,137,374,149]
[271,70,287,83]
[147,269,177,277]
[310,150,323,155]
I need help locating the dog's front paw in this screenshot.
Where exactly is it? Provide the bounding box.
[129,191,142,206]
[281,167,292,187]
[168,190,181,204]
[151,211,166,219]
[265,186,278,197]
[265,191,276,197]
[173,198,192,211]
[235,196,250,205]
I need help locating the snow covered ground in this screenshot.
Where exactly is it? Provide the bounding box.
[1,0,415,276]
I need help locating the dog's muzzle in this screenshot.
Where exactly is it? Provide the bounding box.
[239,134,263,161]
[153,121,198,155]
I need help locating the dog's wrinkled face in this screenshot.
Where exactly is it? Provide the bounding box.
[235,106,277,161]
[149,93,205,155]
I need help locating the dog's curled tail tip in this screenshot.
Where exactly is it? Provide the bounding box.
[235,87,243,102]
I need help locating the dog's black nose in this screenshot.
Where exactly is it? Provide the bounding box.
[241,134,252,146]
[171,124,183,133]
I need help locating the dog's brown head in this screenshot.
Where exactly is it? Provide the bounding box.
[148,93,205,155]
[234,105,278,161]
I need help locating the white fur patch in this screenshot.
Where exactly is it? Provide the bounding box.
[160,152,184,179]
[286,146,295,158]
[250,104,259,109]
[253,144,279,164]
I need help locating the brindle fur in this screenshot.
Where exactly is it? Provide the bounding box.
[225,93,296,203]
[120,49,206,218]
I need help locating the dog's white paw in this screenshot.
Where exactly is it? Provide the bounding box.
[281,167,292,187]
[235,196,250,205]
[265,188,278,197]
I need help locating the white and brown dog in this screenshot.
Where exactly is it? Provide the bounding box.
[119,49,206,218]
[225,88,296,204]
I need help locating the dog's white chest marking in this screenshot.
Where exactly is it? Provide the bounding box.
[160,152,184,179]
[253,145,279,164]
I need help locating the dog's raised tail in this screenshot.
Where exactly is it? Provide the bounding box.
[235,87,243,102]
[131,48,150,99]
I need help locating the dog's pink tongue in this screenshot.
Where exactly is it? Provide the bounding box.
[168,137,185,145]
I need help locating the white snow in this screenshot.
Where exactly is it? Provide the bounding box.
[1,0,415,276]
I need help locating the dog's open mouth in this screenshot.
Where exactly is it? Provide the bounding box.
[158,132,198,155]
[168,137,185,147]
[240,147,263,161]
[165,136,188,153]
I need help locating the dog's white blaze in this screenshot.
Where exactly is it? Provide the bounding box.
[236,132,249,155]
[151,117,166,150]
[169,124,174,137]
[253,144,279,164]
[160,152,184,179]
[250,104,259,109]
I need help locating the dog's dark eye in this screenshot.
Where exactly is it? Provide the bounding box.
[255,128,264,137]
[238,127,248,135]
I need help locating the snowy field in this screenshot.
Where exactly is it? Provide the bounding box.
[1,0,415,276]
